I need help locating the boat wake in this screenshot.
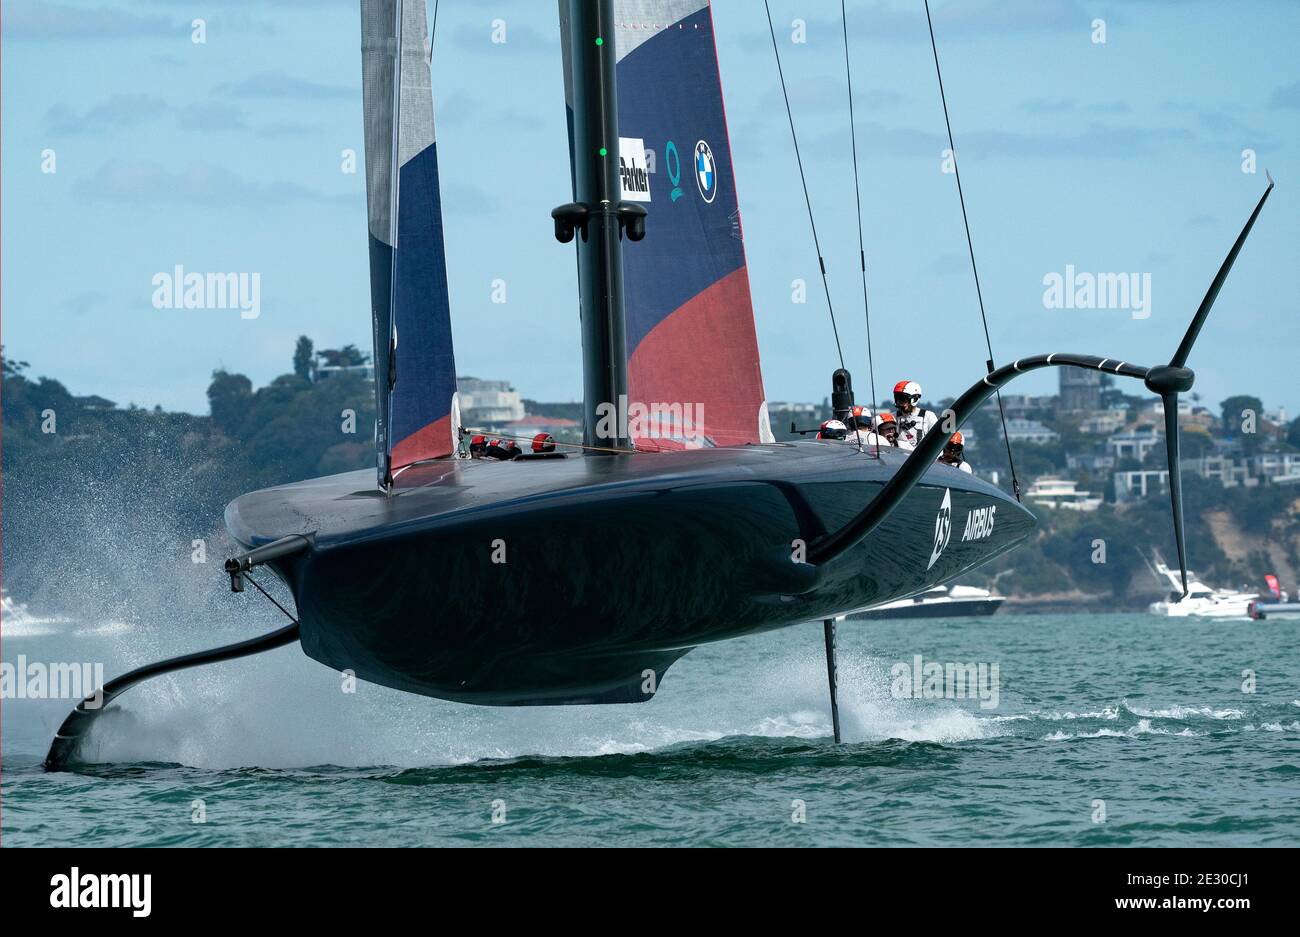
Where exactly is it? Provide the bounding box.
[18,626,1006,770]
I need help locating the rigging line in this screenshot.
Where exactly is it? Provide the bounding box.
[428,0,439,63]
[840,0,879,459]
[763,0,845,371]
[242,572,300,625]
[923,0,1021,500]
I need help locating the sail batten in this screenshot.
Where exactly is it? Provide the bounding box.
[361,0,458,483]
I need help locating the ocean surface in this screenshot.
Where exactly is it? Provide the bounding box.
[3,598,1298,847]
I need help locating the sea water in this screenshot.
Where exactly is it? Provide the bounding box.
[3,596,1297,847]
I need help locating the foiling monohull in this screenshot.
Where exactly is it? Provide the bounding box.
[46,0,1272,769]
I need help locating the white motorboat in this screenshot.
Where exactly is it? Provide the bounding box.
[850,584,1005,620]
[1146,556,1256,618]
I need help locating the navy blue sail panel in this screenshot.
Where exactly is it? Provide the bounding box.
[613,1,770,448]
[361,0,459,480]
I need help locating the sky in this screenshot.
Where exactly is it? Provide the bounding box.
[3,0,1297,419]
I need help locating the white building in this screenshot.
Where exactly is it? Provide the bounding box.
[1114,469,1168,502]
[1078,409,1127,435]
[457,376,525,424]
[1253,452,1300,482]
[1024,477,1102,511]
[1108,426,1163,462]
[316,363,374,383]
[1004,418,1059,445]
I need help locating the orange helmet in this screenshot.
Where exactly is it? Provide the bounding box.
[949,431,964,446]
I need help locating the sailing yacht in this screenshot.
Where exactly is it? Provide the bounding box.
[1147,555,1257,619]
[44,0,1273,768]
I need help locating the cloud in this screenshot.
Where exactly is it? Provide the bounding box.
[217,70,354,100]
[73,159,327,205]
[441,182,500,213]
[808,118,1194,161]
[447,22,556,55]
[760,77,904,115]
[919,252,969,279]
[1267,80,1300,109]
[1022,98,1131,115]
[44,94,256,136]
[2,1,179,39]
[178,101,252,132]
[738,0,1094,49]
[46,94,168,135]
[57,291,110,315]
[435,93,547,132]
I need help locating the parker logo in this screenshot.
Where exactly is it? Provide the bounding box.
[927,488,952,570]
[961,505,996,542]
[50,867,152,917]
[618,136,651,202]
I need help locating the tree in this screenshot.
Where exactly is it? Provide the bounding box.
[1,345,29,378]
[293,336,315,381]
[1220,395,1263,435]
[316,345,370,368]
[207,369,253,436]
[1288,416,1300,450]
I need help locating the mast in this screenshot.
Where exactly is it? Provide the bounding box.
[553,0,644,452]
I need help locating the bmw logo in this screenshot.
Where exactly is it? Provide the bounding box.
[694,140,717,203]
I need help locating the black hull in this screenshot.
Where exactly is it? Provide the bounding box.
[225,442,1034,705]
[849,598,1004,621]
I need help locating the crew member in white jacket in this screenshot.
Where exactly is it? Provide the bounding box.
[937,431,974,473]
[892,379,937,449]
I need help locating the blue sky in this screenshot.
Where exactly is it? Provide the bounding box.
[3,0,1297,417]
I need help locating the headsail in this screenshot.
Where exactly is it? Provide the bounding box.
[361,0,459,483]
[560,0,771,449]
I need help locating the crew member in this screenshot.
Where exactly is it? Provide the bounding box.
[816,419,848,440]
[468,434,488,458]
[937,432,973,473]
[844,405,876,446]
[874,412,910,450]
[845,405,873,433]
[484,437,522,460]
[893,380,937,449]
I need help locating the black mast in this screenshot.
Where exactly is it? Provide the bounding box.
[553,0,644,452]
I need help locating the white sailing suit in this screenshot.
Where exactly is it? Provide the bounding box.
[850,429,912,452]
[895,407,937,449]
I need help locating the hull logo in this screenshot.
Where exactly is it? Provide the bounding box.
[694,140,717,203]
[927,488,953,570]
[961,505,996,542]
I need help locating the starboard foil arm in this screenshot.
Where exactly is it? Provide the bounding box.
[809,179,1275,588]
[44,536,310,771]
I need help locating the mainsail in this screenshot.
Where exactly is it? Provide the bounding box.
[361,0,459,483]
[561,0,772,448]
